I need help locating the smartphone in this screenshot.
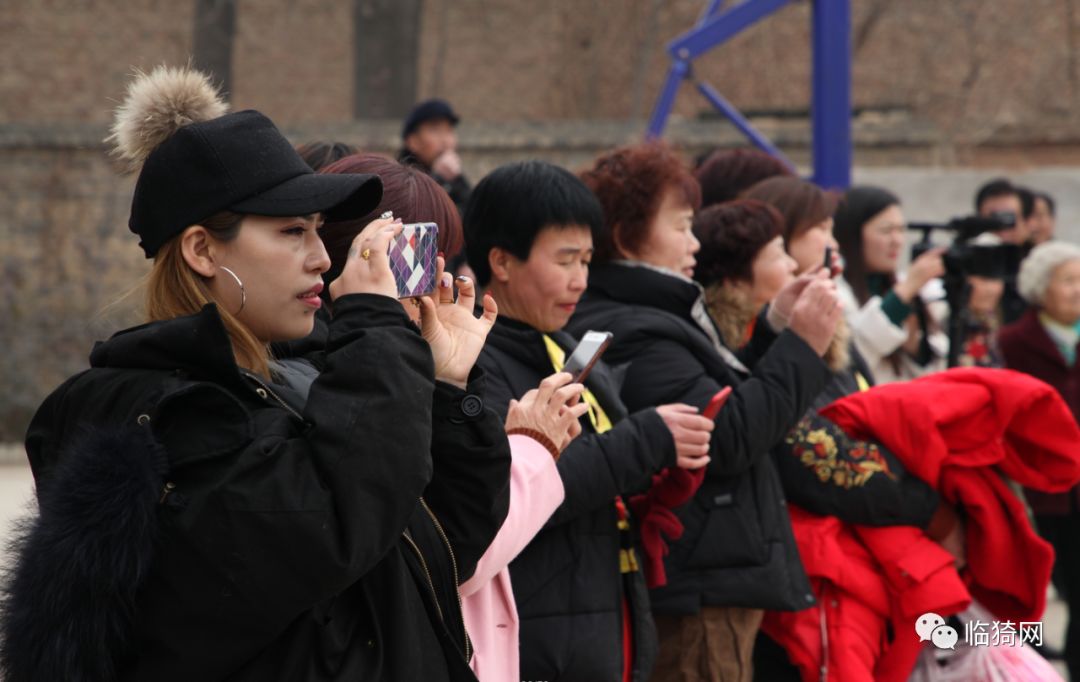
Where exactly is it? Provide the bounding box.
[702,386,733,420]
[563,331,614,383]
[823,245,833,272]
[388,222,440,299]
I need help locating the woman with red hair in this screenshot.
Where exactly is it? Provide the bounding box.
[571,142,843,681]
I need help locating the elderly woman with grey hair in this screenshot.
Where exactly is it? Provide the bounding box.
[999,239,1080,680]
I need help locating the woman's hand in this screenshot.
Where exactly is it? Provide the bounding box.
[656,404,714,470]
[938,519,967,570]
[895,247,946,303]
[767,267,829,331]
[927,503,966,570]
[787,277,843,356]
[329,217,402,300]
[506,373,589,455]
[418,258,498,389]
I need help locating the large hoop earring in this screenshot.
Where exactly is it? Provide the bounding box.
[219,266,246,315]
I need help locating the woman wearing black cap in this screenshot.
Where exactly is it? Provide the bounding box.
[0,66,507,682]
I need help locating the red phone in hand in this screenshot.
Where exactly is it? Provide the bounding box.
[702,386,733,420]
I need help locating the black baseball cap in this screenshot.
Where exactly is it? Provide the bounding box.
[129,109,383,258]
[401,99,461,139]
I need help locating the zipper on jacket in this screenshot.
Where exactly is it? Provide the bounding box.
[159,481,175,504]
[241,371,305,422]
[401,528,445,624]
[419,497,472,662]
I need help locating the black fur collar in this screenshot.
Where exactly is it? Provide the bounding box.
[1,424,168,681]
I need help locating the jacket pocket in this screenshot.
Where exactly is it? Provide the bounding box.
[684,478,769,569]
[152,383,254,467]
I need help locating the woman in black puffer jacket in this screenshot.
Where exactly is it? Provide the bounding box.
[691,198,959,680]
[571,142,843,682]
[0,66,509,682]
[462,160,716,682]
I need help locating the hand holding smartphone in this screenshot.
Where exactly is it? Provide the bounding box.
[388,222,440,299]
[562,331,614,384]
[823,245,843,279]
[702,386,732,420]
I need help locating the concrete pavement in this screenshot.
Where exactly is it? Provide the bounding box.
[0,460,35,570]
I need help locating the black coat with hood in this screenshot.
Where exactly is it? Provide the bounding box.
[0,294,511,682]
[476,316,677,682]
[568,262,827,615]
[398,149,472,214]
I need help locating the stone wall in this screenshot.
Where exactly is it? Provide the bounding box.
[4,116,1080,440]
[4,0,1080,439]
[4,0,1080,140]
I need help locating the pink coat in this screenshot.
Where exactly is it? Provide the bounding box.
[460,434,565,682]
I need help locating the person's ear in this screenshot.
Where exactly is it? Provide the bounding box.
[488,247,514,284]
[179,225,219,278]
[611,223,635,260]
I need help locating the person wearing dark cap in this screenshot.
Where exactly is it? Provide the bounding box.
[399,98,472,212]
[0,66,509,682]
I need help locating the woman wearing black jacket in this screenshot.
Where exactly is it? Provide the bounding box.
[463,160,715,682]
[1,67,508,682]
[573,142,842,682]
[738,178,947,527]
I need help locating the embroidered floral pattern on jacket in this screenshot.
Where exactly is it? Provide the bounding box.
[785,415,896,488]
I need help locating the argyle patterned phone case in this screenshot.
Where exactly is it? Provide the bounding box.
[389,222,439,298]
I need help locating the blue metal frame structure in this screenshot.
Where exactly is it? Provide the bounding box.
[646,0,852,188]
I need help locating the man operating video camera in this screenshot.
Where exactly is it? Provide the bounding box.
[909,205,1024,368]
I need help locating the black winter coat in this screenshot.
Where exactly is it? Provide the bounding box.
[1,295,510,682]
[568,263,826,614]
[397,149,472,214]
[770,346,941,529]
[477,316,676,682]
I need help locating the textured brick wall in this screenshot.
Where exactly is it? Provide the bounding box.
[0,143,145,438]
[0,0,194,124]
[3,0,1080,440]
[3,0,1078,137]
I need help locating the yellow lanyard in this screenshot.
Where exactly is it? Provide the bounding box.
[542,335,638,574]
[855,371,870,393]
[541,334,614,434]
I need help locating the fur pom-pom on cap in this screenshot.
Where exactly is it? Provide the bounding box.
[107,65,228,171]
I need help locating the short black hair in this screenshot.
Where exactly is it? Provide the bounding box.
[1037,191,1057,216]
[295,141,358,171]
[464,160,603,286]
[1017,186,1036,219]
[974,178,1019,213]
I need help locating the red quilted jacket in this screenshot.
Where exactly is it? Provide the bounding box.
[762,368,1080,682]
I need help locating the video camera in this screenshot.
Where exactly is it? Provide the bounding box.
[908,211,1023,280]
[907,211,1024,368]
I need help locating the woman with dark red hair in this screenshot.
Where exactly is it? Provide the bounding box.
[693,199,958,680]
[693,147,793,209]
[317,154,599,682]
[571,142,842,681]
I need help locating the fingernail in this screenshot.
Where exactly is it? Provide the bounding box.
[440,275,452,288]
[456,275,471,283]
[438,251,445,258]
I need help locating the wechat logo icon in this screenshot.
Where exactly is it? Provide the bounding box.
[916,612,959,650]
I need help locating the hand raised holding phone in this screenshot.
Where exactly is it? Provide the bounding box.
[656,404,715,470]
[330,216,403,301]
[417,256,498,389]
[506,373,589,458]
